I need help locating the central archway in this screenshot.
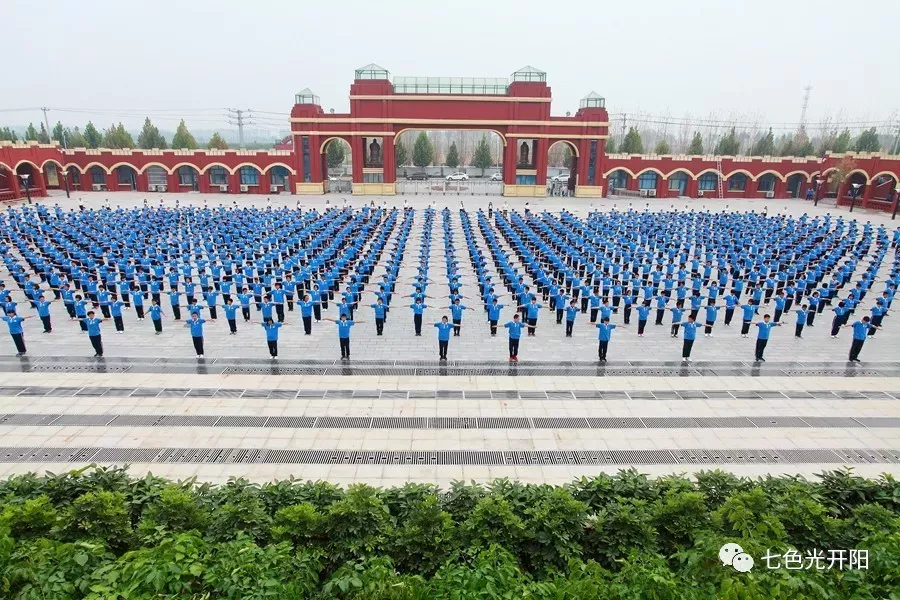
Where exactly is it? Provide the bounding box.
[320,137,351,193]
[393,128,505,195]
[547,140,578,196]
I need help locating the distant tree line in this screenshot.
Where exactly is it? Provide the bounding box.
[606,122,891,157]
[0,118,231,150]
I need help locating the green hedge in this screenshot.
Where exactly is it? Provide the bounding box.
[0,466,898,599]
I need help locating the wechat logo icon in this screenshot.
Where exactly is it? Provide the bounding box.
[719,543,755,573]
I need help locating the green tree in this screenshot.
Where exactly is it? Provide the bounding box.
[137,117,167,149]
[171,119,198,149]
[605,137,617,154]
[395,140,409,166]
[51,121,65,144]
[102,122,135,149]
[472,134,493,175]
[0,126,18,142]
[793,133,815,156]
[24,123,40,141]
[751,128,776,156]
[83,121,102,148]
[206,131,229,150]
[853,127,880,152]
[833,128,852,153]
[326,139,345,168]
[412,131,434,169]
[714,127,740,155]
[620,127,644,154]
[38,123,51,143]
[561,146,573,169]
[445,142,460,169]
[654,139,671,154]
[67,126,87,148]
[687,132,703,154]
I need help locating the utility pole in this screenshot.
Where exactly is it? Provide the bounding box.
[226,108,253,148]
[621,113,627,148]
[41,106,52,143]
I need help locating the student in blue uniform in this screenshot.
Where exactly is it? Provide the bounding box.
[223,298,239,334]
[704,301,721,337]
[168,290,182,321]
[794,304,808,338]
[868,301,887,336]
[409,299,428,336]
[237,288,253,322]
[299,294,315,335]
[35,295,53,333]
[82,311,107,357]
[148,299,164,334]
[846,317,877,361]
[260,318,284,359]
[594,317,618,362]
[185,313,207,358]
[132,285,146,320]
[110,297,126,333]
[487,298,504,336]
[681,315,700,362]
[370,297,387,335]
[434,316,454,360]
[323,315,364,360]
[636,302,651,337]
[754,314,780,362]
[564,299,579,337]
[739,302,757,338]
[504,313,527,362]
[669,302,685,338]
[74,295,89,332]
[2,311,32,356]
[443,299,474,336]
[518,298,543,336]
[830,302,850,338]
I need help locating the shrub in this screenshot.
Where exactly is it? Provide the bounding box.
[324,484,394,566]
[0,468,896,598]
[138,486,210,538]
[269,502,325,548]
[204,538,321,599]
[0,495,58,539]
[62,491,133,552]
[460,496,525,552]
[389,495,455,575]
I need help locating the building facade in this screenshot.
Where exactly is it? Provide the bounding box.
[1,64,898,210]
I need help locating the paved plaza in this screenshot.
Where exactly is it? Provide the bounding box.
[0,191,898,485]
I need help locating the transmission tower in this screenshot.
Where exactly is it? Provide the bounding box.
[799,85,812,136]
[226,108,254,148]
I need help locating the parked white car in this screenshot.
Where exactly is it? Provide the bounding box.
[446,172,469,181]
[490,172,503,181]
[551,174,570,184]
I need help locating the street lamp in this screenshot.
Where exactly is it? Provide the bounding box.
[848,182,863,213]
[60,169,70,199]
[813,177,824,207]
[18,174,31,204]
[892,184,899,220]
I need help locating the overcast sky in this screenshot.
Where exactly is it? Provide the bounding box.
[5,0,898,135]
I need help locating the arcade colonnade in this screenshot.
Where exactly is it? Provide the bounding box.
[2,140,898,210]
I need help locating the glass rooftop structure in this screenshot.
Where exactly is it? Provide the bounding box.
[393,76,509,95]
[579,91,606,109]
[294,88,320,105]
[354,63,390,80]
[511,65,546,83]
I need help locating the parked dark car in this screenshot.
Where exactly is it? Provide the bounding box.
[407,172,428,180]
